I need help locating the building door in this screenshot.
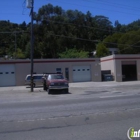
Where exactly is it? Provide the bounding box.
[0,64,16,86]
[72,65,91,82]
[122,61,137,81]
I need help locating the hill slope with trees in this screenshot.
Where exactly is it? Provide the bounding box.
[0,3,140,59]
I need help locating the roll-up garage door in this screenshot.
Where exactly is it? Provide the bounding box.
[122,61,137,81]
[72,65,91,82]
[0,64,16,86]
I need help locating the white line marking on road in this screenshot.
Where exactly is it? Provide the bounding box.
[99,94,133,98]
[17,119,35,123]
[17,119,46,123]
[37,118,46,121]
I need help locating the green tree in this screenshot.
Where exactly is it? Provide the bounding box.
[118,30,140,54]
[103,33,123,48]
[96,43,109,57]
[59,48,88,58]
[2,4,140,59]
[13,48,25,59]
[94,15,113,40]
[114,20,122,32]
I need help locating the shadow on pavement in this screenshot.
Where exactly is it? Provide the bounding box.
[47,90,72,95]
[26,86,43,88]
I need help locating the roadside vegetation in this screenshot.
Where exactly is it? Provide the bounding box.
[1,3,140,59]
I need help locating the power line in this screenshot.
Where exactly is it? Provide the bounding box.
[48,32,140,48]
[45,20,113,31]
[0,0,139,23]
[0,13,26,15]
[1,18,140,38]
[45,0,140,16]
[1,15,140,36]
[22,0,28,15]
[0,0,140,17]
[0,30,140,50]
[49,0,140,11]
[38,19,140,35]
[49,33,97,42]
[0,31,29,34]
[0,0,139,11]
[85,0,140,11]
[0,16,140,36]
[118,40,140,52]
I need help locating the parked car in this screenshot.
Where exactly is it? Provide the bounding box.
[43,73,69,94]
[102,74,114,81]
[25,74,43,87]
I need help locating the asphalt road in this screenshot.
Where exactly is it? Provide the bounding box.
[0,82,140,140]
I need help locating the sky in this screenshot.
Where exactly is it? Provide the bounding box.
[0,0,140,25]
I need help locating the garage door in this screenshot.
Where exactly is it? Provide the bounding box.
[122,61,137,81]
[73,66,91,82]
[0,65,16,86]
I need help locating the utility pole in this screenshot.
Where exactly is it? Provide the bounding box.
[26,0,34,92]
[30,0,34,92]
[14,32,17,59]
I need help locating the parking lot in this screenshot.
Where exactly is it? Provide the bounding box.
[0,81,140,98]
[0,81,140,92]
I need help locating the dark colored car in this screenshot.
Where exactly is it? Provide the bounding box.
[43,74,69,94]
[102,74,114,81]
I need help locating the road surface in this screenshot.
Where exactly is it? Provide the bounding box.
[0,82,140,140]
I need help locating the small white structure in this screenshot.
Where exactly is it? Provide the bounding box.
[93,48,119,56]
[108,48,119,55]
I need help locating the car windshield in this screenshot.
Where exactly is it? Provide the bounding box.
[27,76,31,80]
[51,75,64,80]
[33,76,43,80]
[26,75,43,80]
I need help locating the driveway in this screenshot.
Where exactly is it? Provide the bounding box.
[0,81,140,101]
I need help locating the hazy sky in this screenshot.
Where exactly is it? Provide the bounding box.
[0,0,140,25]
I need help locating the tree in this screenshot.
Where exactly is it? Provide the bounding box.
[13,48,25,59]
[103,33,123,48]
[19,21,27,30]
[94,15,113,40]
[1,4,140,59]
[96,43,109,57]
[59,48,88,58]
[86,11,92,22]
[114,20,122,32]
[118,30,140,54]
